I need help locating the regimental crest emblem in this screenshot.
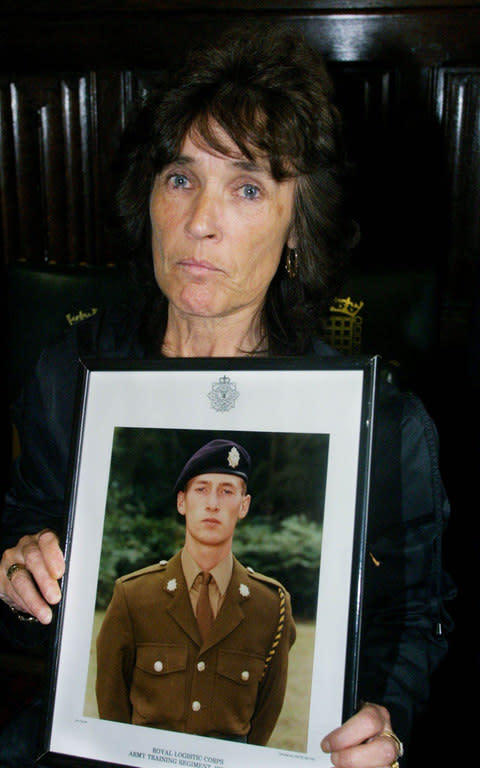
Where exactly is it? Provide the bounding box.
[227,446,240,468]
[208,375,239,412]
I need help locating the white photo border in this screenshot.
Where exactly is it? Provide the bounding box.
[40,356,378,768]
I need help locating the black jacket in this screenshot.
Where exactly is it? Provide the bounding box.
[1,307,454,746]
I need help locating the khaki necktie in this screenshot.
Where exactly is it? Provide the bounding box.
[196,571,213,642]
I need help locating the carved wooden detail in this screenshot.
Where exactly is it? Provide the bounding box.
[0,75,96,264]
[435,67,480,302]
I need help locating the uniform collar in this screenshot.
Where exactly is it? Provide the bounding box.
[181,547,233,597]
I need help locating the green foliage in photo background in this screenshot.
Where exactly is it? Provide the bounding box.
[96,428,328,618]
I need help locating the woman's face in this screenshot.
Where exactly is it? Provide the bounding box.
[149,125,296,322]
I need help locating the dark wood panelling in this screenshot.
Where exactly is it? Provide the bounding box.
[1,11,480,70]
[436,67,480,300]
[2,0,479,12]
[0,85,17,260]
[0,74,99,264]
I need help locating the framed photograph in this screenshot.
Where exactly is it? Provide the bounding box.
[40,356,378,768]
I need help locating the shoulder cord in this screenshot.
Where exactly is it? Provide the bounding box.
[261,587,286,681]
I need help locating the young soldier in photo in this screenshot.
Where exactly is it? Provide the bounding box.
[96,439,296,745]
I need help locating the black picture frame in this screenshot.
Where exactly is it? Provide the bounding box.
[39,356,378,768]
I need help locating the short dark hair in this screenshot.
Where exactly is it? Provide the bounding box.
[115,24,357,355]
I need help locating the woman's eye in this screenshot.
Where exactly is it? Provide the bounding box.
[169,173,190,189]
[240,184,260,199]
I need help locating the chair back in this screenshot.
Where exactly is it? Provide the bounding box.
[6,262,129,402]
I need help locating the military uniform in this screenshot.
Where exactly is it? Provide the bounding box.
[96,550,296,745]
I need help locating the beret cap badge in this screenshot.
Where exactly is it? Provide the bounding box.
[227,446,240,469]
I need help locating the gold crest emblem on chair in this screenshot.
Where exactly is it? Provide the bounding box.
[323,297,364,355]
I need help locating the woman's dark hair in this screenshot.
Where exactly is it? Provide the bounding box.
[114,23,357,355]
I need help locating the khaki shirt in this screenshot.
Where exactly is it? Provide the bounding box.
[96,551,296,745]
[181,547,232,619]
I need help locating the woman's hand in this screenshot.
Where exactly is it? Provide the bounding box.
[0,530,65,624]
[321,702,403,767]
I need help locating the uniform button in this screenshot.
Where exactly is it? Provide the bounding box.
[197,661,206,672]
[153,661,163,672]
[192,701,201,712]
[241,670,250,681]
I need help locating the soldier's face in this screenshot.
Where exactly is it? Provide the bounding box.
[177,473,250,551]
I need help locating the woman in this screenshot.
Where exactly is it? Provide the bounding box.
[0,24,451,768]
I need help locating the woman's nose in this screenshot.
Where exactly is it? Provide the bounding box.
[185,187,221,240]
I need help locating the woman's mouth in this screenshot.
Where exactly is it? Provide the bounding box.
[178,260,222,274]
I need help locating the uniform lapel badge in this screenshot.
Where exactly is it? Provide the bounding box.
[166,578,177,592]
[239,583,250,598]
[207,375,239,412]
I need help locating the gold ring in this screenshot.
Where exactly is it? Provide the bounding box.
[6,563,28,582]
[9,604,38,623]
[381,728,404,759]
[391,762,399,768]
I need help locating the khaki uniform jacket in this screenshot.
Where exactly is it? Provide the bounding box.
[96,552,296,745]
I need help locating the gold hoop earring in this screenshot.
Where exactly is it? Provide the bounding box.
[285,249,298,279]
